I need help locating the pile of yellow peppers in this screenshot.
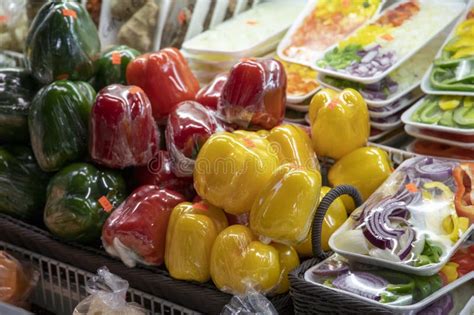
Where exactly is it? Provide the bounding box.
[165,88,393,295]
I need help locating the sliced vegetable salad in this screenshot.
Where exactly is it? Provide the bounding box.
[429,8,474,92]
[315,0,463,82]
[330,157,472,270]
[275,57,319,99]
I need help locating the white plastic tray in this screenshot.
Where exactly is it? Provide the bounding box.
[369,94,422,118]
[405,125,474,149]
[287,87,320,104]
[401,96,474,135]
[276,0,385,67]
[420,0,474,96]
[369,128,395,141]
[286,103,310,112]
[371,120,403,131]
[313,0,466,84]
[304,256,474,314]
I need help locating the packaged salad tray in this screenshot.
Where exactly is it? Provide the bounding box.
[304,241,473,313]
[314,0,466,84]
[329,157,474,276]
[421,4,474,96]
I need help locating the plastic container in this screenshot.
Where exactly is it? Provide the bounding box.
[313,0,466,84]
[287,103,310,112]
[277,0,385,67]
[406,139,474,162]
[405,125,474,149]
[369,92,423,118]
[401,96,474,136]
[329,156,474,276]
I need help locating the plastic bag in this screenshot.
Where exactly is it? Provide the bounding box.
[221,292,277,315]
[0,0,29,51]
[159,0,196,48]
[0,251,38,308]
[73,267,146,315]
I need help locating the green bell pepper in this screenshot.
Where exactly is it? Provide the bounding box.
[439,111,455,127]
[92,45,140,90]
[0,146,49,221]
[430,58,474,92]
[44,163,126,243]
[413,274,442,301]
[453,106,474,128]
[412,98,443,125]
[25,1,101,84]
[0,69,39,144]
[29,80,96,172]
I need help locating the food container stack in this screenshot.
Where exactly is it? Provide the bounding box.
[181,0,306,85]
[307,0,466,144]
[402,2,474,161]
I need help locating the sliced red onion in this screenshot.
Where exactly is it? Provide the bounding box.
[418,294,453,315]
[332,272,388,301]
[415,161,455,182]
[396,226,416,260]
[313,259,350,277]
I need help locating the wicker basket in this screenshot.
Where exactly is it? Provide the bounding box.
[0,214,293,314]
[289,185,393,314]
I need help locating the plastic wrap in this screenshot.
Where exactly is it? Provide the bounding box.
[131,150,195,199]
[85,0,102,26]
[159,0,196,48]
[164,201,228,282]
[92,45,140,90]
[210,225,299,295]
[221,292,277,315]
[0,146,48,221]
[329,157,473,274]
[0,0,28,52]
[90,84,160,169]
[29,80,95,172]
[0,69,38,144]
[196,72,228,110]
[73,267,146,315]
[102,185,185,267]
[165,101,224,178]
[429,8,474,93]
[309,88,370,160]
[25,1,101,84]
[0,251,38,308]
[126,48,199,122]
[194,131,280,215]
[0,50,26,68]
[218,58,286,130]
[44,163,126,243]
[249,163,321,245]
[419,281,474,315]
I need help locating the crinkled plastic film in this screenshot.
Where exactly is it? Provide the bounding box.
[0,0,29,52]
[221,291,277,315]
[330,157,473,268]
[196,72,228,110]
[102,185,185,267]
[90,84,159,169]
[159,0,196,49]
[73,267,146,315]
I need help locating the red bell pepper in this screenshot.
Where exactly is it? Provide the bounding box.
[126,48,199,122]
[90,84,159,169]
[165,101,223,177]
[195,73,228,110]
[218,58,287,130]
[102,185,185,267]
[453,163,474,224]
[131,150,195,199]
[449,244,474,277]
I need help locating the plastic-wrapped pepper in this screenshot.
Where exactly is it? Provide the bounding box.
[166,101,223,178]
[0,146,49,221]
[29,80,96,172]
[90,84,159,169]
[44,163,126,243]
[126,48,199,122]
[310,88,370,159]
[195,73,228,110]
[0,69,38,144]
[131,151,195,200]
[194,131,280,215]
[218,58,286,130]
[102,185,185,267]
[165,201,228,282]
[25,1,100,84]
[294,186,347,256]
[92,45,140,90]
[453,163,474,224]
[267,124,319,170]
[328,147,392,211]
[210,225,299,294]
[250,163,322,244]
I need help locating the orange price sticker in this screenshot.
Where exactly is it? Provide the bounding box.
[111,52,121,65]
[328,100,339,110]
[193,202,209,211]
[62,9,77,18]
[242,138,256,148]
[405,183,418,193]
[0,16,7,23]
[56,73,69,80]
[98,196,113,213]
[246,19,258,25]
[129,86,142,95]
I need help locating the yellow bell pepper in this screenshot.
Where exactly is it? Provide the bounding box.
[328,147,392,212]
[250,163,322,244]
[165,201,228,283]
[310,88,370,160]
[440,262,459,284]
[210,225,299,294]
[442,214,470,243]
[294,186,347,256]
[267,124,319,170]
[194,131,280,215]
[272,243,300,294]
